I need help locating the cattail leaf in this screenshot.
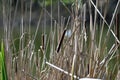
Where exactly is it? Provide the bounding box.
[0,42,8,80]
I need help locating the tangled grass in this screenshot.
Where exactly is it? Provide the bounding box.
[0,0,120,80]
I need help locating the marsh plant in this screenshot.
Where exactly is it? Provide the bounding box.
[0,41,8,80]
[1,0,120,80]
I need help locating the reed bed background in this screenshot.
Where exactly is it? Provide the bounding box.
[0,0,120,80]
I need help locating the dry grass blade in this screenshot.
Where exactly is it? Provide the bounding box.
[46,61,80,80]
[90,0,120,44]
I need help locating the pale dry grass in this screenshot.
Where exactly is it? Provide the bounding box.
[1,0,120,80]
